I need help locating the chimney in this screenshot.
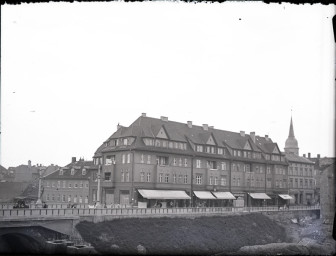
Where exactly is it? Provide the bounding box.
[317,154,320,159]
[203,124,209,131]
[240,131,245,137]
[160,116,168,122]
[265,135,269,141]
[72,157,76,163]
[141,113,146,117]
[28,160,31,168]
[117,123,121,130]
[187,121,192,128]
[250,132,255,143]
[308,153,311,158]
[303,154,306,158]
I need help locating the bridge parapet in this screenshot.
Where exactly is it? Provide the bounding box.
[0,205,320,220]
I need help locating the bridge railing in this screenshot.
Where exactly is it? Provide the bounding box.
[0,205,320,218]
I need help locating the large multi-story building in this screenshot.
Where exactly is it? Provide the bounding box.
[92,114,289,207]
[284,116,316,205]
[42,158,97,205]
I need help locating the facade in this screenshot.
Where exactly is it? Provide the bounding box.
[92,114,289,207]
[42,158,97,205]
[318,162,335,222]
[284,116,316,205]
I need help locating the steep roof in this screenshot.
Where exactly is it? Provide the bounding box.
[285,153,314,164]
[44,160,96,180]
[93,115,280,157]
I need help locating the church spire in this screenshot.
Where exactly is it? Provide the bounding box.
[284,112,299,155]
[288,116,295,138]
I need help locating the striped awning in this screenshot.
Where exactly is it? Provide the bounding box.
[212,192,236,200]
[249,193,271,200]
[279,194,293,200]
[194,191,216,199]
[138,189,191,200]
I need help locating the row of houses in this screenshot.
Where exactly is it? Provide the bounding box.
[40,114,319,208]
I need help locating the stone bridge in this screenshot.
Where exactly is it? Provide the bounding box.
[0,206,320,254]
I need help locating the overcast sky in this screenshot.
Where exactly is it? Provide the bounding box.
[1,2,335,168]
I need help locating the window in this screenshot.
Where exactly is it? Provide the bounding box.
[289,178,293,188]
[163,141,167,148]
[196,145,203,152]
[93,193,96,202]
[178,175,183,183]
[127,154,131,163]
[237,178,240,186]
[85,182,89,188]
[309,179,313,188]
[209,176,213,185]
[300,179,303,188]
[68,195,72,202]
[52,194,55,201]
[232,163,237,171]
[267,178,272,188]
[173,173,177,183]
[71,168,75,175]
[173,158,177,165]
[140,154,144,163]
[62,195,66,202]
[179,158,182,166]
[165,174,169,183]
[47,194,50,201]
[220,176,227,186]
[63,181,66,188]
[122,154,126,164]
[232,178,236,186]
[245,165,250,172]
[267,167,271,174]
[140,172,145,182]
[305,179,308,188]
[105,155,115,165]
[85,196,88,204]
[184,175,188,184]
[80,181,83,188]
[74,183,78,188]
[221,162,227,171]
[74,196,77,203]
[214,177,218,185]
[147,173,151,182]
[207,161,217,169]
[126,171,129,182]
[82,168,86,175]
[57,181,60,188]
[121,171,125,182]
[123,138,128,145]
[159,173,163,183]
[147,155,151,164]
[69,183,72,188]
[79,196,83,204]
[196,159,201,168]
[155,140,161,147]
[294,178,298,188]
[104,172,111,181]
[169,142,174,148]
[196,175,202,185]
[184,158,188,167]
[59,169,63,175]
[218,148,223,155]
[237,151,241,157]
[179,143,183,150]
[157,156,168,166]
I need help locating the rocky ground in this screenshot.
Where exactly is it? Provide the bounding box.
[76,213,335,255]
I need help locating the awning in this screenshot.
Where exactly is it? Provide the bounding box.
[248,193,271,200]
[194,191,216,199]
[278,194,293,200]
[212,192,236,200]
[138,189,191,200]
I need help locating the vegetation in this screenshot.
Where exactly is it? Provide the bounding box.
[76,213,287,255]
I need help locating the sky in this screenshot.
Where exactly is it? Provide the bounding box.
[1,2,335,168]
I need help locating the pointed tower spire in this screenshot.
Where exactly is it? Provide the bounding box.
[288,116,295,138]
[284,112,299,155]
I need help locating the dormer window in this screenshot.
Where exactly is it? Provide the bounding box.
[123,138,128,145]
[71,168,75,175]
[59,169,63,175]
[82,168,86,175]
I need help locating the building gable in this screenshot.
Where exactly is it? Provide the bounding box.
[206,134,216,145]
[156,127,168,139]
[244,141,252,150]
[273,145,280,154]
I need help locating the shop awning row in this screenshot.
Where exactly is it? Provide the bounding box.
[138,190,292,201]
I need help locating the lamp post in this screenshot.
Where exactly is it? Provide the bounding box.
[36,168,42,207]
